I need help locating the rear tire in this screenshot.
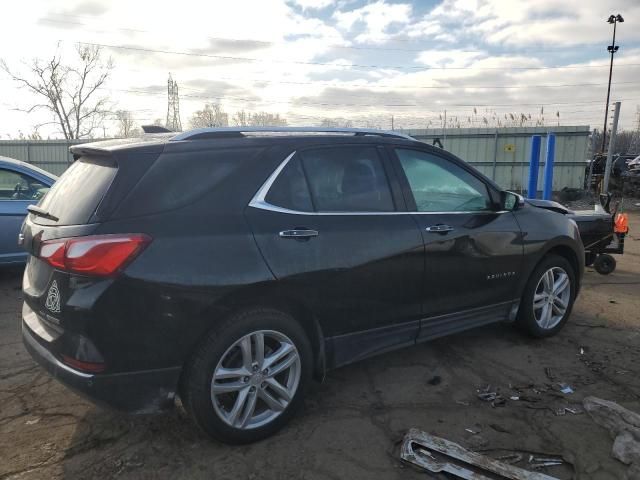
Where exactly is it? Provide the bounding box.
[180,308,313,444]
[517,254,576,338]
[594,254,616,275]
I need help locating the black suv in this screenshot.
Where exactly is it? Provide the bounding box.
[21,127,584,443]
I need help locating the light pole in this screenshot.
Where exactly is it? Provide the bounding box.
[601,14,624,152]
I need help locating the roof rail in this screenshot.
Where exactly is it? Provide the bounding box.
[169,126,414,142]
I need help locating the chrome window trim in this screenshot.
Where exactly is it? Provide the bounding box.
[248,150,506,216]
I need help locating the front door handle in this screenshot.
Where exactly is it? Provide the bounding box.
[279,229,319,239]
[425,224,454,233]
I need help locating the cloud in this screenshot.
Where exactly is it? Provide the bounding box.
[67,1,108,16]
[288,0,335,10]
[416,50,486,68]
[191,38,273,55]
[333,1,413,43]
[3,0,640,138]
[412,0,640,46]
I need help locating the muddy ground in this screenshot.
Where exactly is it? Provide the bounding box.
[2,213,640,480]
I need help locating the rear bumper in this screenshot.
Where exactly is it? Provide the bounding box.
[22,321,181,414]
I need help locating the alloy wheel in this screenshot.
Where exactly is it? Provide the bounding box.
[211,330,301,430]
[533,267,571,330]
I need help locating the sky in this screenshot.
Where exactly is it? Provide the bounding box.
[0,0,639,138]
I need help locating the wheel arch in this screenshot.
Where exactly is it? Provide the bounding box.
[186,290,326,383]
[546,245,580,282]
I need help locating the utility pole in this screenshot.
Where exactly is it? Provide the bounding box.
[442,109,447,148]
[586,128,598,190]
[627,106,640,155]
[601,14,624,152]
[391,115,394,130]
[602,101,621,194]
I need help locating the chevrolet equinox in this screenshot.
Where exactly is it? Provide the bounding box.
[21,127,584,443]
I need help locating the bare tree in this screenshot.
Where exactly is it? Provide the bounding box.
[232,109,249,126]
[231,110,287,127]
[248,112,287,127]
[1,44,113,139]
[115,110,138,137]
[190,103,229,128]
[320,118,353,128]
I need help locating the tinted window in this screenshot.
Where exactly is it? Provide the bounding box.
[265,157,313,212]
[299,147,394,212]
[396,149,491,212]
[35,158,117,225]
[0,169,50,201]
[118,147,264,218]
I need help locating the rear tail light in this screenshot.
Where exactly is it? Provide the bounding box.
[60,354,106,373]
[39,234,151,276]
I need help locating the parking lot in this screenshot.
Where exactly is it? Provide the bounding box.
[1,211,639,480]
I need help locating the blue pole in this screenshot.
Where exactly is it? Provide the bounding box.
[542,133,556,200]
[527,135,542,199]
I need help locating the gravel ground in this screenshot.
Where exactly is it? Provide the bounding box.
[1,213,640,480]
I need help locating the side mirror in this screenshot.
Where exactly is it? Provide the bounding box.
[502,191,525,211]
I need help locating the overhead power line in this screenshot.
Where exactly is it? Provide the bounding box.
[80,41,640,71]
[39,16,614,55]
[104,86,640,110]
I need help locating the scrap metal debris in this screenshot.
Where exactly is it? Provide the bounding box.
[583,396,640,475]
[544,367,556,381]
[528,455,564,469]
[400,429,560,480]
[558,384,574,394]
[477,385,506,407]
[497,453,523,464]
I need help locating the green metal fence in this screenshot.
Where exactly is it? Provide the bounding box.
[0,126,590,191]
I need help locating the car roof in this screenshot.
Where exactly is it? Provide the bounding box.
[0,155,58,181]
[69,127,421,156]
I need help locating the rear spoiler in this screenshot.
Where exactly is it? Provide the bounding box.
[69,145,113,160]
[141,125,173,134]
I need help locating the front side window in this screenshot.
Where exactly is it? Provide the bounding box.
[395,149,492,212]
[0,169,49,201]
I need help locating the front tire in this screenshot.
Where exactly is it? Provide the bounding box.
[181,308,313,444]
[517,254,576,337]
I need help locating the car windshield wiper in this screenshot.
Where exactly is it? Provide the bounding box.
[27,205,59,222]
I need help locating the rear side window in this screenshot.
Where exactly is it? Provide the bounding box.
[116,147,264,218]
[265,157,313,212]
[35,157,117,225]
[300,146,394,212]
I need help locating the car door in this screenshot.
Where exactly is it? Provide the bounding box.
[388,147,523,340]
[245,144,424,367]
[0,168,50,264]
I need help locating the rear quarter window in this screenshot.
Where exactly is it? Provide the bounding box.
[114,147,265,218]
[34,157,117,225]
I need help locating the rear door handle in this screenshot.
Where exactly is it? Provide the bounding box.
[279,229,319,239]
[425,224,454,233]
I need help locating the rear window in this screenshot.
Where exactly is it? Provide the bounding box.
[34,157,117,225]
